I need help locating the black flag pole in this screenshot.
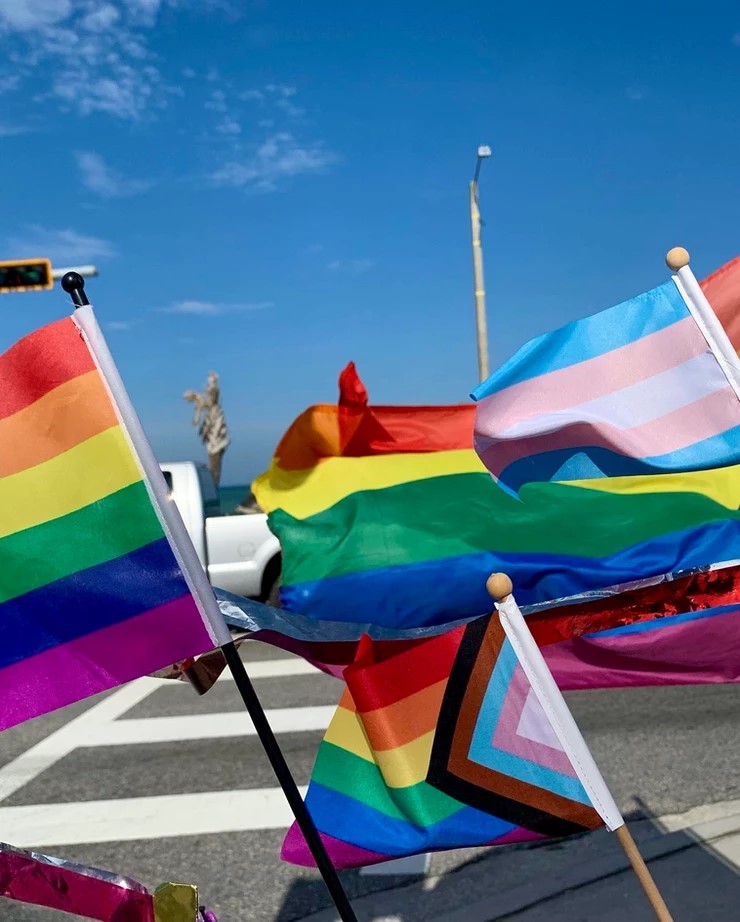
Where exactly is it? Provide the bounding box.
[61,273,360,922]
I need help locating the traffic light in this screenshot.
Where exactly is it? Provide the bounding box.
[0,259,53,293]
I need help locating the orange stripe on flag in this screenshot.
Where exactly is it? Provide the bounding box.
[358,679,448,751]
[0,371,118,478]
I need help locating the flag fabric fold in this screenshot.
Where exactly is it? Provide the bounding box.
[0,308,227,731]
[253,375,740,627]
[213,559,740,694]
[282,591,621,868]
[473,273,740,493]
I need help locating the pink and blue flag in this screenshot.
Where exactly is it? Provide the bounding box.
[473,271,740,493]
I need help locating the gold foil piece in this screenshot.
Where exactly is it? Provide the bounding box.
[153,882,199,922]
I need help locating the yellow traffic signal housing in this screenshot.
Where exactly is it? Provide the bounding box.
[0,259,53,293]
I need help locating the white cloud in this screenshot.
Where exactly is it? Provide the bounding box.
[75,150,150,198]
[80,2,119,30]
[239,83,304,119]
[328,258,375,275]
[626,86,645,102]
[107,319,134,331]
[216,117,241,135]
[0,0,72,30]
[210,132,336,192]
[0,73,20,92]
[0,122,31,136]
[0,0,223,120]
[5,225,117,264]
[162,300,272,316]
[733,32,740,47]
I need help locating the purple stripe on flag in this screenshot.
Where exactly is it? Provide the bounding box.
[542,606,740,691]
[476,385,740,478]
[281,825,389,867]
[282,813,547,868]
[474,316,704,429]
[0,596,213,731]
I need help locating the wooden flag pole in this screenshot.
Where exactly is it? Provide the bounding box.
[614,825,675,922]
[486,573,675,922]
[61,272,360,922]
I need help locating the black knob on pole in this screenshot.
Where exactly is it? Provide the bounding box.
[61,271,90,308]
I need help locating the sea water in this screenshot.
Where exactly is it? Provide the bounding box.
[218,483,251,515]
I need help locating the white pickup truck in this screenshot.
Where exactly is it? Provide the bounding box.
[159,461,281,604]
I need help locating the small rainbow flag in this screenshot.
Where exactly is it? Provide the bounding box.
[0,308,226,731]
[283,590,622,868]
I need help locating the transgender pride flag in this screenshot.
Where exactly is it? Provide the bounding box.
[473,262,740,493]
[0,306,231,731]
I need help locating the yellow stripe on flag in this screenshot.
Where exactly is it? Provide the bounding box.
[253,448,487,519]
[0,426,142,539]
[324,706,434,788]
[565,464,740,509]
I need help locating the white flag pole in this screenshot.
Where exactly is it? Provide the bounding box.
[60,272,360,922]
[667,246,740,400]
[486,573,675,922]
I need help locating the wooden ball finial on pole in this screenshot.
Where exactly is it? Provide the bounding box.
[665,247,690,271]
[486,572,513,602]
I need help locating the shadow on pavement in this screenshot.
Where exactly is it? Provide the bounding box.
[274,809,740,922]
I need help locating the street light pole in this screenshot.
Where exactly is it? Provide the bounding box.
[469,145,491,383]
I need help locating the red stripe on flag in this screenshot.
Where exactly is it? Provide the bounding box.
[346,627,465,712]
[0,318,95,420]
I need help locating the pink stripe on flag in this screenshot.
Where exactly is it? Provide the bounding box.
[0,596,213,731]
[477,385,740,478]
[543,608,740,691]
[475,317,706,432]
[492,663,577,777]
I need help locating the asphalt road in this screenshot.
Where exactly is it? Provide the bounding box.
[0,640,738,922]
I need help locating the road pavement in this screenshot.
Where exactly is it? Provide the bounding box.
[0,641,738,921]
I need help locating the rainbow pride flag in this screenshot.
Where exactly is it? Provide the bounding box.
[473,272,740,492]
[254,366,740,627]
[0,308,226,731]
[283,590,622,868]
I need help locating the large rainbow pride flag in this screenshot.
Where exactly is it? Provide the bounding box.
[0,308,225,731]
[253,259,740,629]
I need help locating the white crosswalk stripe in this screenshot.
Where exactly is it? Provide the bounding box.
[0,656,333,843]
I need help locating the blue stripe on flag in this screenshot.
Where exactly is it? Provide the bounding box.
[0,537,191,668]
[280,517,740,625]
[497,424,740,490]
[473,281,688,399]
[468,639,593,805]
[306,782,516,855]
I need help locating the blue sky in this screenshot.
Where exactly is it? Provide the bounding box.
[2,0,739,484]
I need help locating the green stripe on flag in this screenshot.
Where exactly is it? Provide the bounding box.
[270,473,740,584]
[313,741,463,827]
[0,481,165,604]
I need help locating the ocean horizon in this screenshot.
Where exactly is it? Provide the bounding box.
[218,483,251,514]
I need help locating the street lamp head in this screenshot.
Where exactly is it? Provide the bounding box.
[477,145,492,158]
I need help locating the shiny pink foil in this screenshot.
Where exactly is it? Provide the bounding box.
[0,842,154,921]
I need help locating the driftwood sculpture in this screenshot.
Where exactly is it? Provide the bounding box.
[183,372,230,487]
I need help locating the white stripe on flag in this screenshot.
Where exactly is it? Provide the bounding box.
[497,594,623,830]
[491,351,728,439]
